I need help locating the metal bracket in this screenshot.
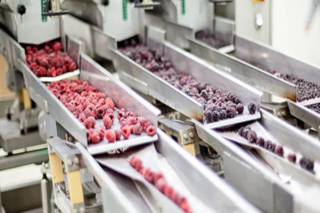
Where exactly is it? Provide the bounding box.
[47,138,81,172]
[158,116,199,145]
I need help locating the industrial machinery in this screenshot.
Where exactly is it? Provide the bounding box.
[22,52,261,213]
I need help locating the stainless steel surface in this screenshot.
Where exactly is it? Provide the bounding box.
[260,109,320,163]
[155,129,261,213]
[41,176,51,213]
[193,119,294,213]
[22,51,160,152]
[114,39,262,127]
[0,148,48,170]
[91,27,117,60]
[188,38,297,100]
[112,48,204,120]
[287,100,320,131]
[146,25,166,52]
[76,142,139,213]
[163,20,194,50]
[213,16,235,45]
[21,59,88,145]
[234,35,320,87]
[0,118,44,152]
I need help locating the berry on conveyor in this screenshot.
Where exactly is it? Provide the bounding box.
[133,123,143,135]
[153,172,164,184]
[103,115,112,129]
[195,29,227,49]
[164,185,174,198]
[236,103,244,114]
[105,129,116,143]
[155,178,167,193]
[256,137,265,147]
[142,168,154,183]
[248,103,256,114]
[86,129,91,143]
[274,145,284,157]
[299,157,314,172]
[226,107,236,118]
[146,125,156,136]
[247,131,257,143]
[287,153,297,163]
[212,111,220,122]
[91,131,100,144]
[122,126,131,139]
[97,126,105,141]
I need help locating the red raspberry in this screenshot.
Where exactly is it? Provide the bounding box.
[86,129,91,143]
[129,125,134,133]
[62,65,67,73]
[40,58,49,68]
[153,172,164,184]
[97,98,106,107]
[175,196,186,205]
[97,126,105,140]
[65,103,75,112]
[117,110,125,120]
[84,108,94,118]
[51,68,57,77]
[89,92,97,99]
[78,112,86,123]
[106,97,115,109]
[155,178,167,193]
[127,116,137,125]
[120,118,127,128]
[96,105,107,118]
[52,41,62,52]
[130,155,143,171]
[56,68,63,76]
[106,129,116,143]
[146,125,156,136]
[126,111,136,118]
[103,115,112,129]
[68,62,77,71]
[115,129,122,140]
[89,128,96,135]
[121,126,131,139]
[142,168,154,183]
[164,185,174,198]
[180,201,191,213]
[86,104,96,114]
[82,100,91,110]
[84,116,95,129]
[133,123,143,135]
[106,112,115,122]
[91,131,100,144]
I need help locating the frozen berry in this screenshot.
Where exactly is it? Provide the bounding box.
[127,116,137,125]
[130,155,143,171]
[248,103,256,114]
[97,126,105,140]
[180,201,191,213]
[146,125,156,136]
[155,178,167,193]
[122,126,131,139]
[115,129,122,140]
[133,123,143,135]
[268,142,276,152]
[226,107,236,118]
[236,103,244,114]
[78,112,86,123]
[274,145,284,157]
[164,185,174,198]
[106,97,115,109]
[103,115,112,129]
[212,111,220,122]
[96,105,107,118]
[142,168,154,183]
[287,153,297,163]
[219,110,227,120]
[247,131,257,143]
[238,127,245,136]
[256,137,265,147]
[105,129,116,143]
[84,116,95,129]
[91,131,100,144]
[299,157,314,172]
[153,172,164,183]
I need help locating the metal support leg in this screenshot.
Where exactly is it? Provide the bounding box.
[41,163,51,213]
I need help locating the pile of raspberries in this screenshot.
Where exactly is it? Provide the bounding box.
[195,29,228,49]
[46,79,156,144]
[237,56,320,103]
[129,155,192,213]
[238,126,314,173]
[25,41,77,77]
[119,40,257,124]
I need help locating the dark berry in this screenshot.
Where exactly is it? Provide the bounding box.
[247,131,257,143]
[238,127,245,136]
[274,145,284,157]
[219,110,227,120]
[299,157,314,172]
[248,103,257,114]
[287,153,297,163]
[256,137,265,147]
[236,103,244,114]
[212,111,220,122]
[226,107,237,118]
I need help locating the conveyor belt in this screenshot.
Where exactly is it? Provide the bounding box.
[76,130,261,213]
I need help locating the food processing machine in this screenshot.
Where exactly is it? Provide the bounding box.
[22,51,262,213]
